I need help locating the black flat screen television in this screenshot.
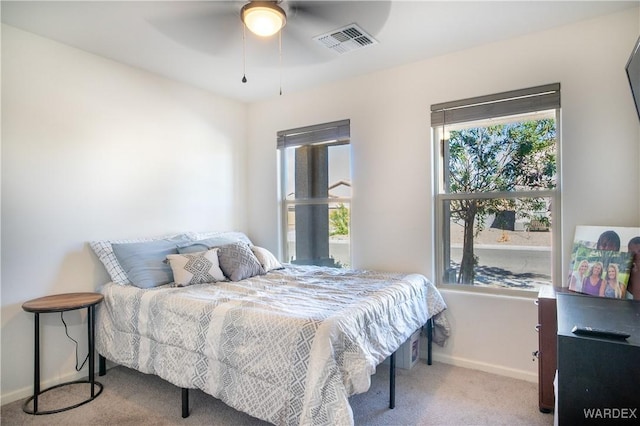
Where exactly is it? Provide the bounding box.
[626,36,640,122]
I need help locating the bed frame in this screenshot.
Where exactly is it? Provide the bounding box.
[98,318,434,418]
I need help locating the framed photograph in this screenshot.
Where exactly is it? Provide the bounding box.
[566,226,640,299]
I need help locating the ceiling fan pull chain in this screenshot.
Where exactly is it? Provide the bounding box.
[241,23,248,83]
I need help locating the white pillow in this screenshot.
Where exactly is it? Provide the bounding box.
[166,248,225,287]
[251,246,284,272]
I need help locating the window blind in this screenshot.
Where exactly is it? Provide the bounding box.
[277,119,350,149]
[431,83,560,127]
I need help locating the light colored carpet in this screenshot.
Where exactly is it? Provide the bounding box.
[1,361,554,425]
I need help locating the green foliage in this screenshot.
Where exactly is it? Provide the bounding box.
[330,204,350,236]
[448,119,556,196]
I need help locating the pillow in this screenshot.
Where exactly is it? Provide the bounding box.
[89,233,190,285]
[251,246,284,272]
[177,236,239,254]
[186,231,252,245]
[166,248,225,287]
[111,234,192,289]
[217,242,265,281]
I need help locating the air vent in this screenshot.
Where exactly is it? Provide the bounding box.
[313,23,378,54]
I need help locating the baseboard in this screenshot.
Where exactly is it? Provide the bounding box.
[423,352,538,383]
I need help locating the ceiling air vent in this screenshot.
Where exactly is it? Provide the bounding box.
[313,23,378,54]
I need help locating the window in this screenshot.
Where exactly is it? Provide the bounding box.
[278,120,351,268]
[432,84,561,294]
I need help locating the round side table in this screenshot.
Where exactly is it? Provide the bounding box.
[22,292,104,415]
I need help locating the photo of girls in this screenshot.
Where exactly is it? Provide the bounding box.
[566,226,639,299]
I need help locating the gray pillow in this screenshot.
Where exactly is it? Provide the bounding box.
[217,242,265,281]
[112,234,191,288]
[177,236,237,254]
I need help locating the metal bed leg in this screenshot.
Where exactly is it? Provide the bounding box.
[389,351,396,409]
[182,388,189,418]
[99,355,106,376]
[426,317,433,366]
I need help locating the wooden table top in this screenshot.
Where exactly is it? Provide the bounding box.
[22,292,104,313]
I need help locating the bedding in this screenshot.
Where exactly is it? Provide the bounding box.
[96,264,448,426]
[90,231,251,285]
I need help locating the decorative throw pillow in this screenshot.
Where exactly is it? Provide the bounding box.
[217,242,265,281]
[251,246,284,272]
[166,248,225,287]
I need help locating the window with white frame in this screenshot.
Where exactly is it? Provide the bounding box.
[432,84,561,293]
[278,120,351,268]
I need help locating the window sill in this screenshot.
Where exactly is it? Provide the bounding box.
[436,283,556,299]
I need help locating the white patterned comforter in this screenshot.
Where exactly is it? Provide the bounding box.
[96,265,449,426]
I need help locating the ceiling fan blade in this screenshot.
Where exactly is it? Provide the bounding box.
[286,1,391,37]
[279,24,334,66]
[148,3,243,57]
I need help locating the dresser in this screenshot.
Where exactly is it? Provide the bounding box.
[556,293,640,424]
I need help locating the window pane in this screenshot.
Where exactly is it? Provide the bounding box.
[285,143,351,200]
[441,197,553,291]
[284,148,296,200]
[328,144,352,198]
[285,201,351,268]
[443,111,556,195]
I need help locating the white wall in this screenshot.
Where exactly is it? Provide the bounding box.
[247,9,640,381]
[1,25,248,403]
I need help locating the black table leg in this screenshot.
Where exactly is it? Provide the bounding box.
[34,313,40,413]
[88,306,95,397]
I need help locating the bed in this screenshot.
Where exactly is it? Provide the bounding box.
[91,232,449,426]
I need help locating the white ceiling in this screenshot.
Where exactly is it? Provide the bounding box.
[2,1,638,103]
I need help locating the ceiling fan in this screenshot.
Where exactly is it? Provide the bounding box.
[149,1,392,67]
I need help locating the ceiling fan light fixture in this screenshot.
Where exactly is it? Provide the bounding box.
[241,2,287,37]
